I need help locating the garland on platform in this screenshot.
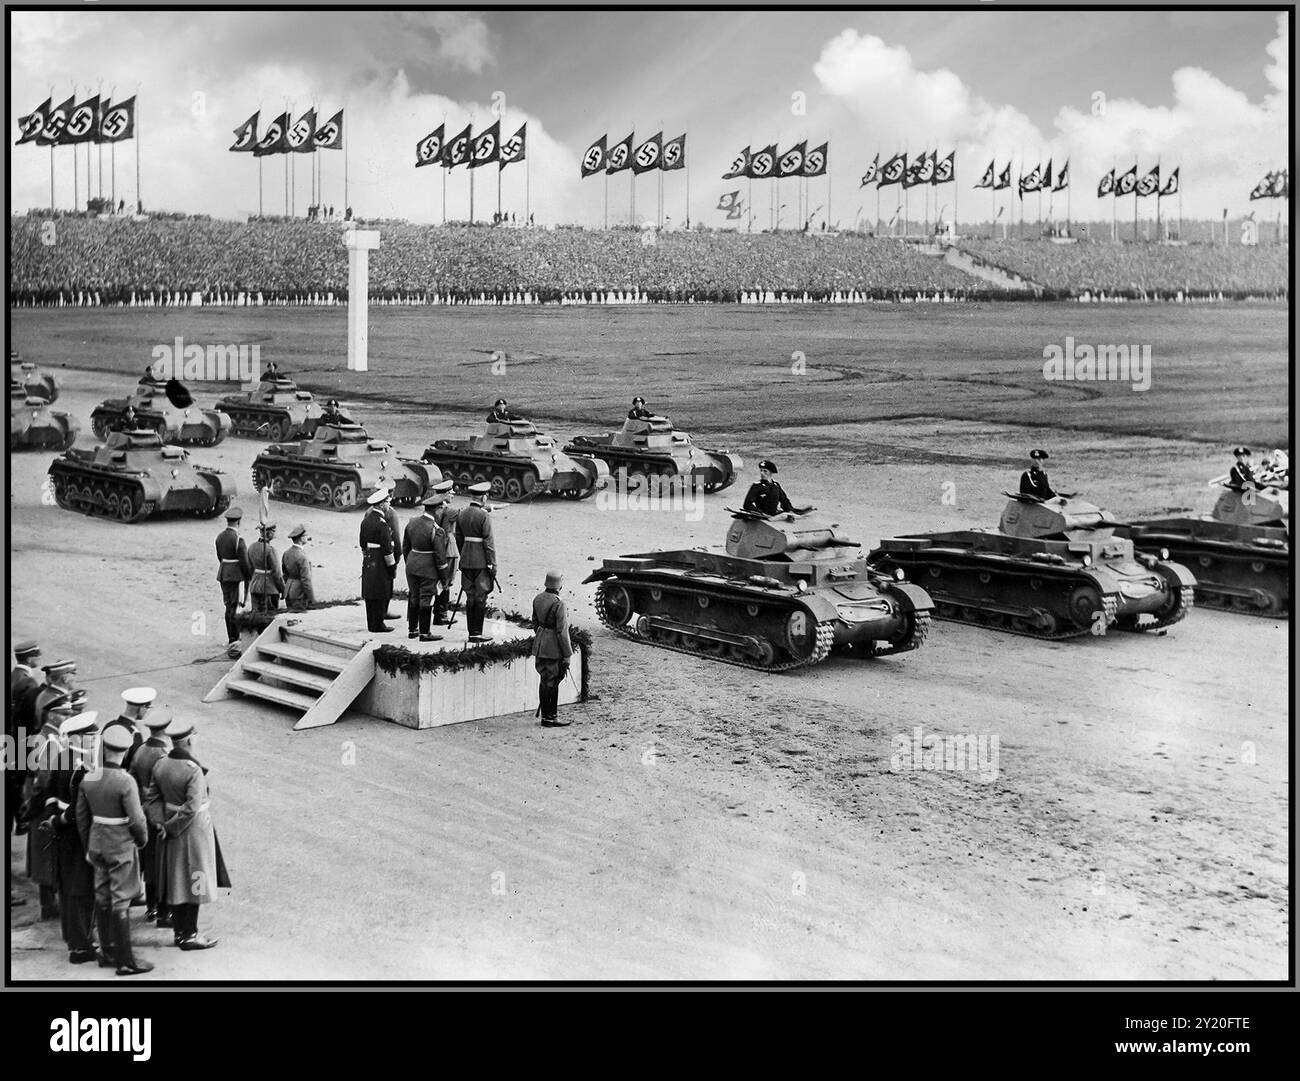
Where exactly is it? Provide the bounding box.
[234,598,362,635]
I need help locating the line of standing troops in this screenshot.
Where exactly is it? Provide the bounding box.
[7,646,225,974]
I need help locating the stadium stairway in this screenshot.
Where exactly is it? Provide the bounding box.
[204,618,377,730]
[943,247,1043,295]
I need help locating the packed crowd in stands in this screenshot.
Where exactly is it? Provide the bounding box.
[961,238,1290,299]
[8,214,1289,306]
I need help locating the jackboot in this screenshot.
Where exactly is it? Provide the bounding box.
[113,912,154,976]
[95,906,117,968]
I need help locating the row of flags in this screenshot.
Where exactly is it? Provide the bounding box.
[415,120,527,171]
[580,132,687,178]
[1249,170,1290,199]
[859,150,955,188]
[721,142,828,180]
[975,159,1071,195]
[1098,164,1180,199]
[15,95,136,145]
[230,109,344,155]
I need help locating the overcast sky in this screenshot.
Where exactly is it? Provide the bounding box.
[9,9,1289,226]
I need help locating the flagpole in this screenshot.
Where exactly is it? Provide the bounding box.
[748,177,753,233]
[74,143,79,213]
[1156,155,1162,241]
[1133,165,1138,243]
[1111,157,1116,243]
[258,157,263,218]
[97,80,104,202]
[49,143,55,211]
[135,93,141,212]
[603,170,608,230]
[525,149,530,224]
[684,145,690,229]
[441,163,447,224]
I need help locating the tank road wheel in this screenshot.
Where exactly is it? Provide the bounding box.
[199,495,231,520]
[504,477,524,501]
[317,482,334,506]
[1068,584,1105,630]
[472,472,489,489]
[104,493,121,519]
[118,491,144,523]
[59,427,76,451]
[521,472,537,495]
[51,477,70,509]
[457,468,474,486]
[625,468,648,492]
[91,415,108,440]
[489,474,507,501]
[266,419,287,443]
[333,480,358,509]
[268,475,285,499]
[594,582,635,628]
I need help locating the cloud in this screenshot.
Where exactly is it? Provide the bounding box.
[814,17,1290,219]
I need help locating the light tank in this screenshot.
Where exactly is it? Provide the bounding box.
[48,430,236,523]
[422,418,608,502]
[584,509,934,671]
[564,415,742,493]
[215,374,324,441]
[867,493,1196,638]
[12,360,60,403]
[1118,485,1289,617]
[10,381,78,451]
[90,375,231,446]
[252,421,441,511]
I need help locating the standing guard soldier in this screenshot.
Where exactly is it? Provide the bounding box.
[455,482,497,641]
[8,640,42,903]
[1019,449,1057,500]
[216,507,252,658]
[247,521,285,614]
[145,717,222,952]
[25,682,74,918]
[531,570,574,727]
[282,525,315,611]
[403,495,455,642]
[76,723,153,976]
[102,686,153,772]
[44,712,100,964]
[129,713,173,927]
[33,658,78,730]
[360,489,398,633]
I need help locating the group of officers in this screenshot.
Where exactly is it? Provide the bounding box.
[214,470,576,726]
[8,644,224,974]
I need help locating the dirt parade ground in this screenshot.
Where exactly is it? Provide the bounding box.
[7,303,1290,981]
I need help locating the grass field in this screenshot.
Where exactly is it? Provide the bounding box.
[12,301,1290,448]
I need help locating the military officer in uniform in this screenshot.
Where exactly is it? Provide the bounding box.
[282,525,315,611]
[627,396,655,421]
[42,712,100,964]
[1228,447,1263,491]
[430,480,461,623]
[26,675,76,918]
[742,459,804,516]
[8,640,42,901]
[455,482,497,641]
[215,506,252,658]
[101,686,154,772]
[531,570,574,727]
[486,398,523,424]
[320,398,353,426]
[1019,449,1057,500]
[144,717,221,952]
[361,488,398,632]
[403,494,457,641]
[247,521,285,614]
[76,722,153,976]
[129,713,173,926]
[33,658,78,730]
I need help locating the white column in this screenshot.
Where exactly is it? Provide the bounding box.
[343,229,381,372]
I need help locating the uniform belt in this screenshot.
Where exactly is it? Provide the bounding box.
[462,537,484,543]
[92,815,129,826]
[365,543,383,549]
[44,796,61,807]
[55,799,70,811]
[220,558,241,563]
[410,547,434,554]
[165,801,210,813]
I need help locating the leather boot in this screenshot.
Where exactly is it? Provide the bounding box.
[114,912,154,976]
[95,907,117,968]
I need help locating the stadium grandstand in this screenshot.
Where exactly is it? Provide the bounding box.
[8,214,1289,306]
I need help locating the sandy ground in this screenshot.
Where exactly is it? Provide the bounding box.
[7,364,1290,981]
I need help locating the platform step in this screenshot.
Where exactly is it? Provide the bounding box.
[280,626,367,655]
[241,660,334,694]
[227,678,319,713]
[257,641,353,673]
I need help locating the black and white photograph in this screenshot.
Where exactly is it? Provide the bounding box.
[4,0,1292,1024]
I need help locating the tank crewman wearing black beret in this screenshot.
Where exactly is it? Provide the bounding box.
[1019,449,1057,500]
[247,521,285,614]
[532,570,573,727]
[44,711,101,964]
[627,396,655,420]
[1228,447,1263,491]
[282,525,315,611]
[216,507,253,659]
[455,482,497,641]
[76,723,153,976]
[742,459,798,516]
[360,489,398,633]
[320,398,355,427]
[486,398,524,425]
[129,713,173,927]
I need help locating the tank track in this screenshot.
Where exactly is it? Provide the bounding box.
[252,462,367,511]
[1116,586,1195,633]
[426,451,593,502]
[49,469,155,523]
[869,609,932,656]
[220,406,301,441]
[593,580,834,672]
[565,443,736,493]
[1192,586,1288,619]
[930,594,1116,640]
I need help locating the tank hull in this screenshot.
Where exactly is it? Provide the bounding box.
[563,436,742,493]
[585,546,932,672]
[215,390,324,441]
[1120,518,1289,617]
[252,448,439,511]
[868,530,1195,638]
[48,447,235,523]
[13,365,59,403]
[11,406,78,451]
[422,442,608,502]
[91,399,231,446]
